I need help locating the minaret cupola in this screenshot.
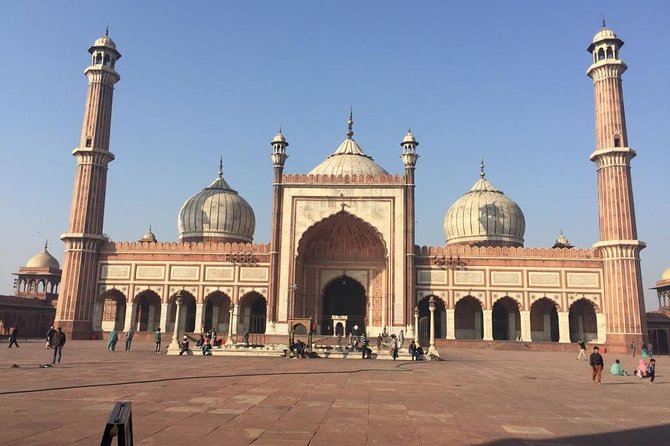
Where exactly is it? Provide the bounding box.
[270,129,289,167]
[401,129,419,168]
[88,28,121,71]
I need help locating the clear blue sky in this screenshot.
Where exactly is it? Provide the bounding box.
[1,1,668,310]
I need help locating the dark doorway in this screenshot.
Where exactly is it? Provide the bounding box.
[321,276,366,335]
[492,297,520,341]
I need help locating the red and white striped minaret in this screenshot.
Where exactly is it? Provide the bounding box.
[55,31,121,339]
[587,23,647,350]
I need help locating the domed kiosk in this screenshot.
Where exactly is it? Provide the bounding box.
[178,160,255,243]
[444,162,525,247]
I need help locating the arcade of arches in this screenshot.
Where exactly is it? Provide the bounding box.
[294,211,387,335]
[94,289,267,336]
[414,294,602,343]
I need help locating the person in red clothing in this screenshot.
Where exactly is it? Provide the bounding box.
[589,345,605,384]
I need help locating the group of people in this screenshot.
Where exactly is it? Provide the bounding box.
[106,328,136,352]
[588,345,658,384]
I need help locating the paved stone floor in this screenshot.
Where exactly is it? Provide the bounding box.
[1,339,669,445]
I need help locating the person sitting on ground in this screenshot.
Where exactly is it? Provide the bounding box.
[641,345,649,358]
[408,340,418,361]
[634,359,648,378]
[201,336,212,356]
[610,359,628,376]
[179,335,190,355]
[294,340,306,358]
[416,345,424,357]
[196,334,204,347]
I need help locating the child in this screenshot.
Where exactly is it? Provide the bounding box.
[609,359,627,376]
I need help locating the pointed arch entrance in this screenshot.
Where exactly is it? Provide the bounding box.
[321,276,367,335]
[294,211,387,334]
[96,289,126,332]
[134,290,161,332]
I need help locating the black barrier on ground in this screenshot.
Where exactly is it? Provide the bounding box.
[101,401,133,446]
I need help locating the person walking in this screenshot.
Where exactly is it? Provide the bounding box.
[589,345,605,384]
[46,326,55,349]
[8,327,19,348]
[391,334,399,360]
[124,328,134,352]
[107,329,118,351]
[154,328,161,353]
[577,339,587,360]
[630,341,636,357]
[52,327,65,364]
[360,332,369,359]
[399,329,405,348]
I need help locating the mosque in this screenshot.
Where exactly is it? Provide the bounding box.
[13,24,662,353]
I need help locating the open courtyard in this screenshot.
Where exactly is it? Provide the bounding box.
[1,340,669,445]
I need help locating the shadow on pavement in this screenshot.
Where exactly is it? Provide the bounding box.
[482,424,670,446]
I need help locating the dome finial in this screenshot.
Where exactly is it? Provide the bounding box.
[346,108,354,139]
[480,158,486,178]
[44,240,48,251]
[602,16,606,29]
[105,25,109,36]
[218,156,223,178]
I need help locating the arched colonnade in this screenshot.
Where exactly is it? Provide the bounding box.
[416,294,603,343]
[94,288,268,335]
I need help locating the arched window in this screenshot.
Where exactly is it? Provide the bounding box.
[103,54,110,65]
[597,48,605,61]
[613,134,621,147]
[95,53,102,64]
[606,47,613,59]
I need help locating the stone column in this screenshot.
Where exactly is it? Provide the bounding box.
[596,312,607,344]
[147,306,156,332]
[168,295,183,352]
[508,313,516,340]
[123,302,135,332]
[195,303,204,333]
[413,307,419,344]
[446,309,455,340]
[159,303,168,332]
[482,309,493,341]
[225,304,235,347]
[520,310,531,342]
[474,311,482,340]
[558,311,571,343]
[429,298,436,348]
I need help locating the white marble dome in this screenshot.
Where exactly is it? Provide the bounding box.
[309,114,388,176]
[178,163,255,243]
[662,267,670,281]
[26,243,60,269]
[592,27,618,43]
[444,166,525,247]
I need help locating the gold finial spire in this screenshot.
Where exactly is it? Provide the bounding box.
[480,158,485,178]
[218,156,223,178]
[346,108,354,139]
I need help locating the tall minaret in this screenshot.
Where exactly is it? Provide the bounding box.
[268,129,288,325]
[401,130,419,331]
[55,32,121,339]
[587,24,647,349]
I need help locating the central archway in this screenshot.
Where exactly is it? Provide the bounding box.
[321,276,367,335]
[295,211,387,332]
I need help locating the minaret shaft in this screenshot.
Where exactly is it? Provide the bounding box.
[55,36,120,339]
[587,29,646,349]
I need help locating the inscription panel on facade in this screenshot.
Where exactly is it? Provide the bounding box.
[240,267,269,281]
[205,266,234,281]
[567,272,600,288]
[528,272,560,287]
[100,265,130,280]
[417,269,447,285]
[170,266,199,280]
[135,265,165,280]
[454,270,484,286]
[491,271,522,286]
